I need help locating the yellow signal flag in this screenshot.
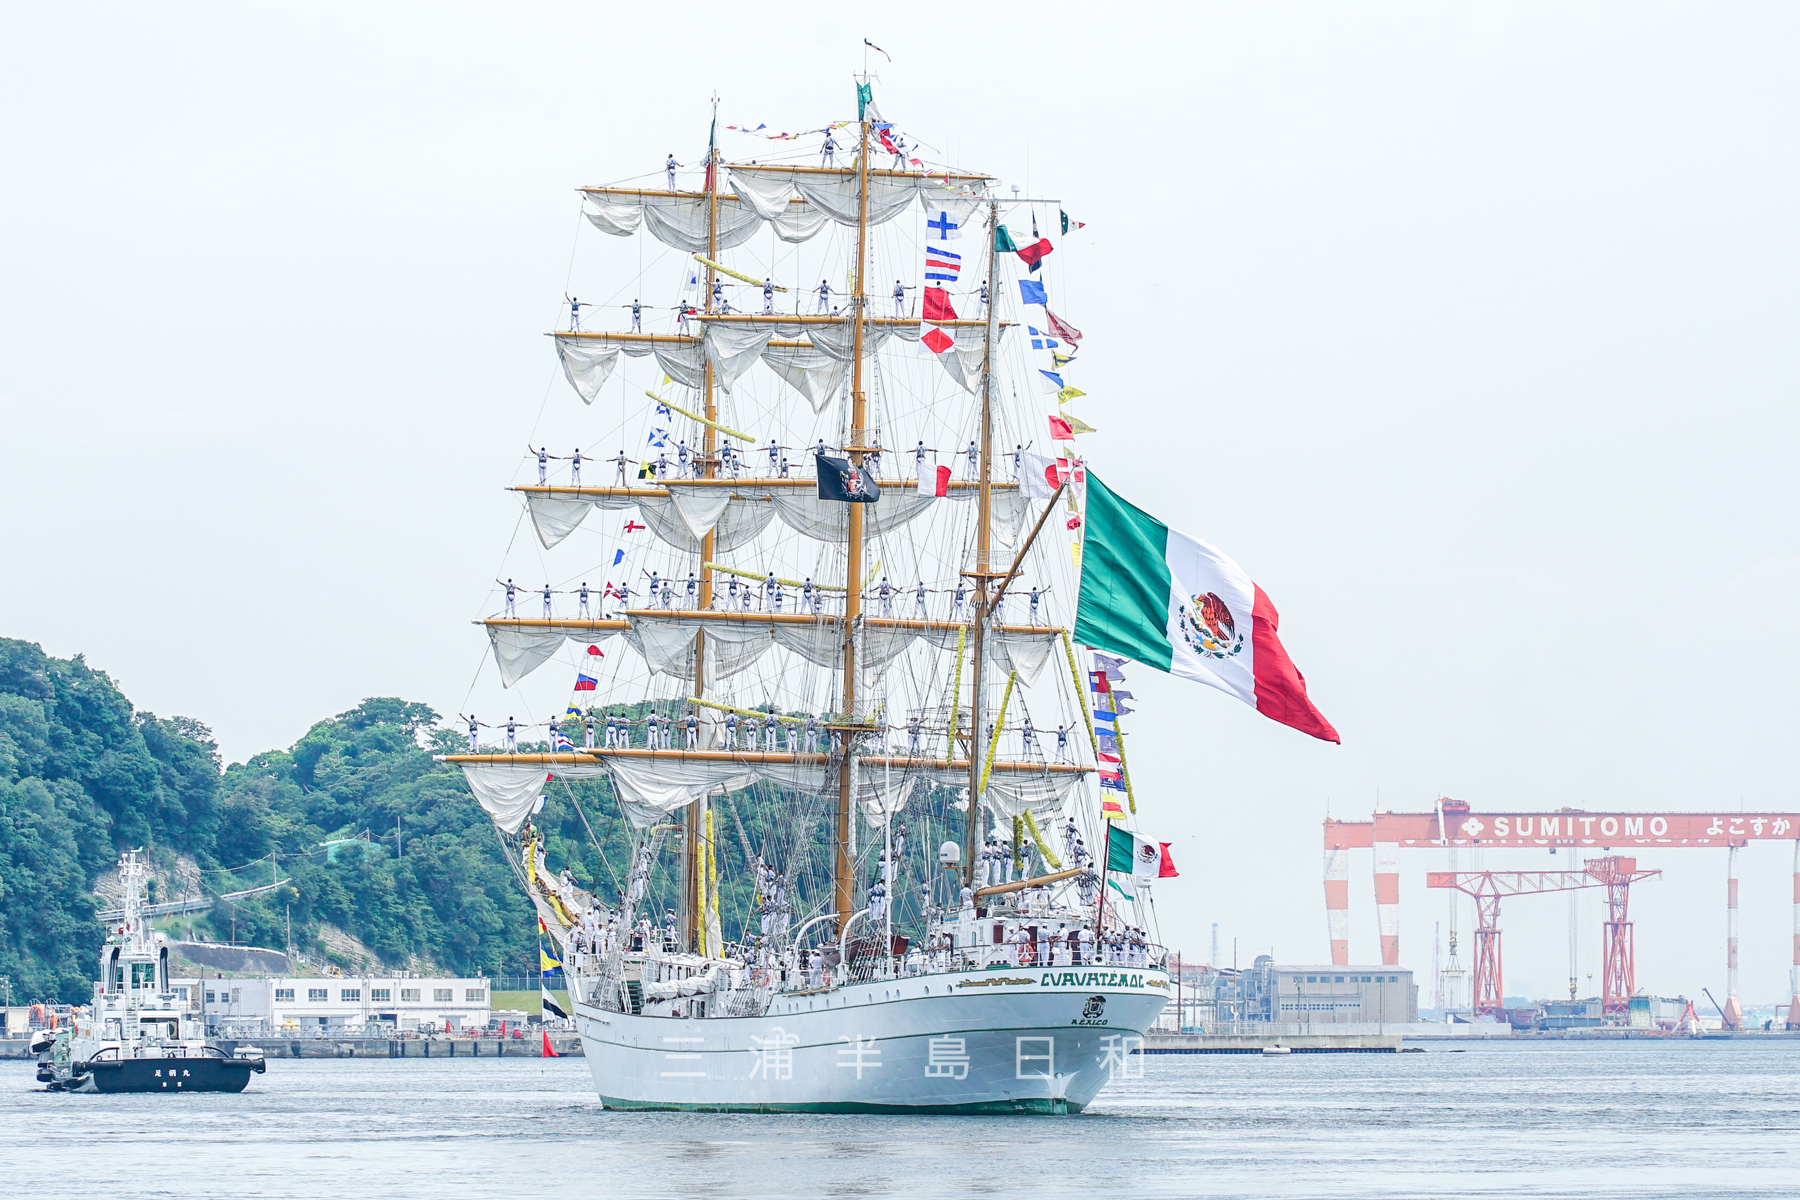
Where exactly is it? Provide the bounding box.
[1056,386,1086,405]
[1061,413,1097,434]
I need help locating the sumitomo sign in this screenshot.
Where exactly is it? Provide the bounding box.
[1407,811,1797,848]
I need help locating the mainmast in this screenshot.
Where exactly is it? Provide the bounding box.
[963,198,1002,887]
[686,98,722,955]
[834,109,873,934]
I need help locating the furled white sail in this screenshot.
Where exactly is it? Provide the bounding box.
[486,621,628,688]
[728,167,926,229]
[554,334,705,403]
[582,190,763,253]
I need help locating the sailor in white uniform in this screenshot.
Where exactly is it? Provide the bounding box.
[676,439,691,475]
[612,450,630,484]
[977,279,989,317]
[951,583,967,620]
[582,713,597,749]
[1028,585,1042,624]
[684,572,697,608]
[537,446,551,484]
[726,577,739,609]
[876,576,893,617]
[803,715,820,754]
[630,299,642,331]
[820,131,836,167]
[800,577,815,614]
[577,584,591,619]
[869,880,887,922]
[570,449,582,486]
[763,278,775,314]
[1021,716,1035,757]
[965,439,979,477]
[684,712,698,749]
[739,578,754,611]
[1056,724,1070,763]
[914,581,928,619]
[723,712,739,749]
[763,712,778,751]
[767,439,782,473]
[906,716,922,756]
[893,280,907,317]
[463,715,484,752]
[568,297,588,331]
[541,584,553,619]
[666,154,681,189]
[505,717,518,753]
[815,280,832,314]
[647,571,660,603]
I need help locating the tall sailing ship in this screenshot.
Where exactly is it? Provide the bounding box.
[448,82,1174,1113]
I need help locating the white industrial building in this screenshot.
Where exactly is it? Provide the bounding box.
[175,975,493,1034]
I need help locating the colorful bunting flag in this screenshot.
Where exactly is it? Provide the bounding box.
[1038,369,1067,395]
[1061,210,1085,234]
[1044,309,1083,342]
[922,287,958,322]
[921,326,955,354]
[1018,279,1048,307]
[1029,326,1060,350]
[924,245,962,281]
[1056,386,1086,405]
[994,224,1019,254]
[574,674,598,691]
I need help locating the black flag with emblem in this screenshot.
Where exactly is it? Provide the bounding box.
[815,452,881,503]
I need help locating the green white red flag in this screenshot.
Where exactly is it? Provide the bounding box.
[1073,470,1339,743]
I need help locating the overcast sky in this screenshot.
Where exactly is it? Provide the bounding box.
[4,4,1797,1006]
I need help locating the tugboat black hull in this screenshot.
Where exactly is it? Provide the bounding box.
[50,1057,265,1093]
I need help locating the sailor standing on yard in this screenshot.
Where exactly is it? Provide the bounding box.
[541,584,553,619]
[577,583,591,619]
[684,711,698,749]
[763,278,775,314]
[876,576,893,617]
[583,713,597,749]
[499,579,518,617]
[1056,724,1070,763]
[462,715,485,752]
[666,154,681,189]
[612,450,630,484]
[820,130,837,167]
[763,711,778,751]
[536,446,551,484]
[815,280,832,314]
[570,449,582,486]
[914,580,928,619]
[505,717,518,752]
[965,439,979,478]
[630,299,642,331]
[906,715,922,756]
[724,711,739,749]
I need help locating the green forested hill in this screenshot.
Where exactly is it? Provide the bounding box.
[0,639,541,1002]
[0,638,960,1004]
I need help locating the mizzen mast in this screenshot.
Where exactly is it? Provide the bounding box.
[963,197,1002,887]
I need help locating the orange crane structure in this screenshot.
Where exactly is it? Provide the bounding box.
[1426,857,1660,1018]
[1325,798,1800,1029]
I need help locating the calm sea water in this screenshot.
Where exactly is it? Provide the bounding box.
[4,1040,1796,1199]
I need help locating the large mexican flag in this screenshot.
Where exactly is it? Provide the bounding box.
[1073,470,1339,743]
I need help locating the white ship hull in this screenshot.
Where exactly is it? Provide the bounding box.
[574,964,1169,1113]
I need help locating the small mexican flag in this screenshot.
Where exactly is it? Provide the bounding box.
[1073,470,1339,743]
[1106,826,1178,897]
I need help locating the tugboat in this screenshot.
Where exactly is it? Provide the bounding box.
[36,851,266,1093]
